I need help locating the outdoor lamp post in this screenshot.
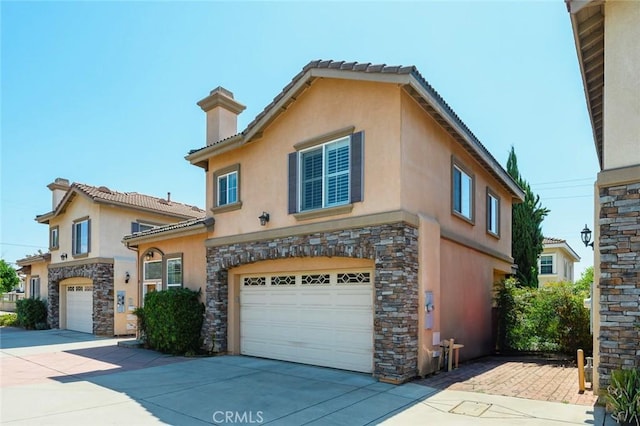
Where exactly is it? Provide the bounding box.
[581,224,594,249]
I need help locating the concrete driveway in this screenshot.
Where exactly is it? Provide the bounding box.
[1,327,611,425]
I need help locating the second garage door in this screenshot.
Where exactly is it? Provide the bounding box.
[66,285,93,333]
[240,270,373,373]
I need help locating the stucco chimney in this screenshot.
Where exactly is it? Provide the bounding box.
[197,87,246,146]
[47,178,70,210]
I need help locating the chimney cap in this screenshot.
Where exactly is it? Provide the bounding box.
[47,178,70,191]
[197,86,246,114]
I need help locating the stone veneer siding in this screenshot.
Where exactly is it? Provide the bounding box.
[48,262,115,335]
[598,181,640,387]
[204,222,419,383]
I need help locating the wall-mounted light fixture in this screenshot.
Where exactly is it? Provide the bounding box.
[61,253,68,260]
[258,212,270,226]
[125,272,130,283]
[146,251,154,261]
[581,224,594,250]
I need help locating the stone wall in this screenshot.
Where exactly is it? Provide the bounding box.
[598,181,640,387]
[204,221,419,383]
[48,262,115,335]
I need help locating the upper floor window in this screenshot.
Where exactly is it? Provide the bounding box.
[72,218,91,256]
[288,129,364,215]
[452,160,474,222]
[166,257,183,289]
[131,221,156,233]
[50,226,59,250]
[218,171,238,206]
[540,255,554,274]
[487,190,500,237]
[212,164,241,213]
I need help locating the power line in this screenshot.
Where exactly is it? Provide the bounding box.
[542,195,593,200]
[532,177,594,186]
[0,242,48,249]
[535,183,594,191]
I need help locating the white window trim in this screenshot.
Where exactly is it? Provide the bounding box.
[487,189,500,237]
[30,276,40,299]
[217,170,238,207]
[72,218,90,256]
[451,159,475,224]
[165,257,183,289]
[143,259,162,281]
[50,226,59,250]
[298,136,351,212]
[539,254,556,275]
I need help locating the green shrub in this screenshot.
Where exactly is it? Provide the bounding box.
[495,279,592,355]
[16,298,48,330]
[140,288,204,355]
[606,368,640,426]
[0,313,18,326]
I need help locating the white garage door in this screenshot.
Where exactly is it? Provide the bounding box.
[66,285,93,333]
[240,270,373,373]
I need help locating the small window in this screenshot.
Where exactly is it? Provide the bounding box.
[218,171,238,206]
[30,277,40,299]
[50,226,59,250]
[166,257,182,289]
[487,190,500,237]
[72,218,90,256]
[452,160,474,222]
[540,255,554,274]
[212,164,241,213]
[144,260,162,281]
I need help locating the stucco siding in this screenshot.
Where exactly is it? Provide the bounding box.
[603,1,640,170]
[205,79,403,238]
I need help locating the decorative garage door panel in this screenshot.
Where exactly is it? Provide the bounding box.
[240,271,373,373]
[66,285,93,333]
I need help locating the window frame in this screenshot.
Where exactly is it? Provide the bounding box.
[165,254,183,290]
[72,217,90,257]
[298,136,351,212]
[486,188,500,238]
[540,254,555,275]
[143,259,162,281]
[50,226,59,250]
[212,164,242,213]
[451,158,475,224]
[30,276,40,299]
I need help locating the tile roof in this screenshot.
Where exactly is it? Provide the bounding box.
[187,60,524,201]
[74,183,205,218]
[543,237,567,245]
[123,216,214,241]
[39,183,206,221]
[16,252,51,266]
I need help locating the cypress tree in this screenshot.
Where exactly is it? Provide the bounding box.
[507,147,550,287]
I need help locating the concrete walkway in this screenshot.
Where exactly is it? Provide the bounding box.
[1,327,615,425]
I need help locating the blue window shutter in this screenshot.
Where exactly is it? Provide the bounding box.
[131,222,140,233]
[350,131,364,203]
[288,152,298,214]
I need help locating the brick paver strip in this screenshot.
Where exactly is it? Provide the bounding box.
[415,357,598,406]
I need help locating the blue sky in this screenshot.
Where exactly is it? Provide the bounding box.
[1,1,599,277]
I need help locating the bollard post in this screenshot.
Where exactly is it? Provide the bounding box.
[577,349,585,393]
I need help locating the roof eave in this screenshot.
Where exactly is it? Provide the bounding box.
[122,219,213,246]
[185,134,244,168]
[94,199,202,221]
[406,75,525,201]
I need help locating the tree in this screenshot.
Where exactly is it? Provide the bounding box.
[574,266,594,294]
[0,259,20,293]
[507,147,550,287]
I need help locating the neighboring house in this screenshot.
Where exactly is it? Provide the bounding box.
[538,237,580,285]
[150,60,526,384]
[18,178,205,336]
[16,252,51,300]
[567,0,640,393]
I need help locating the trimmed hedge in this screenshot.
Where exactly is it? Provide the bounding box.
[16,298,48,330]
[495,278,592,356]
[138,288,204,355]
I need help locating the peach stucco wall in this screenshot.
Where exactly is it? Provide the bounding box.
[136,233,207,301]
[24,261,49,301]
[205,78,403,235]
